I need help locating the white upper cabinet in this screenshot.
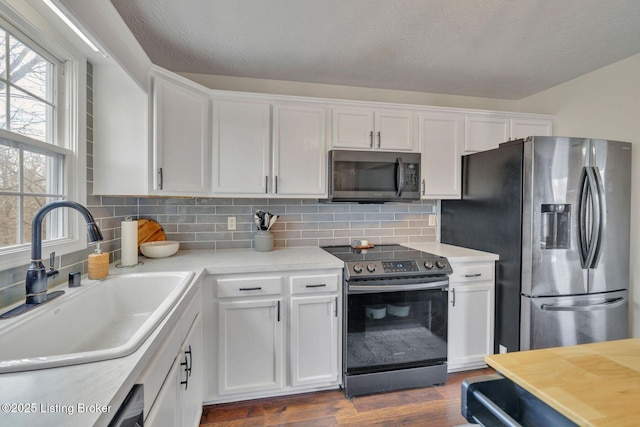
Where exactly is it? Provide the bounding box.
[273,103,328,197]
[419,113,464,199]
[211,98,328,198]
[464,114,553,154]
[93,64,150,196]
[331,107,417,151]
[510,118,553,140]
[211,98,272,195]
[152,70,210,195]
[464,115,510,153]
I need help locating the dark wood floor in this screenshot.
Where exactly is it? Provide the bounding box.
[200,368,493,426]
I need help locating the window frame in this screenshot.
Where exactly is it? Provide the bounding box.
[0,6,87,270]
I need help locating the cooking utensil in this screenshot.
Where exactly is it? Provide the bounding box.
[267,214,278,230]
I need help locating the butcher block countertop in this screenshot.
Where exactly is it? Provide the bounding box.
[485,338,640,426]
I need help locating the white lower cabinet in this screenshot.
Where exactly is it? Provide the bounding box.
[290,294,339,387]
[218,298,283,394]
[138,283,203,427]
[204,270,342,403]
[447,261,495,372]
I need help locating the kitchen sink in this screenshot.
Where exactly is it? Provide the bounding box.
[0,271,193,373]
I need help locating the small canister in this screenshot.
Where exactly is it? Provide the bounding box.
[254,230,273,252]
[88,249,109,279]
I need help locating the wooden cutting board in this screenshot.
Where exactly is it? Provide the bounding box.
[137,218,166,253]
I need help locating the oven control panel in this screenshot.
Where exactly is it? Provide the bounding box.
[345,257,452,279]
[381,260,419,273]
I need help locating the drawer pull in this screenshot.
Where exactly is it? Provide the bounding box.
[239,287,262,291]
[305,284,327,288]
[464,273,482,278]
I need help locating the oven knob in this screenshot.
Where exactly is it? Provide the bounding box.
[367,263,376,273]
[436,260,447,269]
[424,260,434,269]
[353,264,363,274]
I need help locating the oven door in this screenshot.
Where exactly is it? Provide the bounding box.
[345,278,448,375]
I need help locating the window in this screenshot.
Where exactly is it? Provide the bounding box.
[0,13,84,266]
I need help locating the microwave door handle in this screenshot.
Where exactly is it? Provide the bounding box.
[396,157,405,196]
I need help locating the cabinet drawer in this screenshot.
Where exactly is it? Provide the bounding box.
[216,276,283,298]
[290,273,339,294]
[449,263,494,283]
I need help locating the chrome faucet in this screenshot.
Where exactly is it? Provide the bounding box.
[0,201,103,318]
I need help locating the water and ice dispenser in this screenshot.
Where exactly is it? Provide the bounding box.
[540,204,571,249]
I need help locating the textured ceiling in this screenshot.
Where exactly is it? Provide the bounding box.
[110,0,640,100]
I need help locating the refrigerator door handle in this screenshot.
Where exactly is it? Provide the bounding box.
[578,167,602,270]
[540,297,625,312]
[589,166,605,268]
[577,167,591,268]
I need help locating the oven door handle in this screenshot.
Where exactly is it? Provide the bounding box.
[348,280,449,294]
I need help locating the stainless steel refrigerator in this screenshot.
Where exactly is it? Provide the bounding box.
[441,136,630,352]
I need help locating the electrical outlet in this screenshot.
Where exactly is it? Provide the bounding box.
[499,345,508,354]
[428,214,437,227]
[227,216,236,231]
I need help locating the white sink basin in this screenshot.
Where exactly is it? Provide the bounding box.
[0,271,193,373]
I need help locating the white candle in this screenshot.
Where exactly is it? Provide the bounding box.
[121,218,138,267]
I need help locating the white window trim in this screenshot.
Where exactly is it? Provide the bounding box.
[0,2,88,271]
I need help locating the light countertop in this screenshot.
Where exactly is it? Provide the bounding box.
[485,338,640,426]
[0,247,341,427]
[0,244,493,426]
[407,242,499,262]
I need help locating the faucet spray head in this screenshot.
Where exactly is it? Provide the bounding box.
[87,222,104,242]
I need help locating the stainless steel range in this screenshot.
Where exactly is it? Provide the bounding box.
[322,244,452,398]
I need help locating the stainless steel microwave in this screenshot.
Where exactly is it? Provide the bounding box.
[328,150,421,202]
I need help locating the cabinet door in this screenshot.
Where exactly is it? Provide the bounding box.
[419,113,463,199]
[510,118,552,140]
[153,74,210,194]
[180,314,202,427]
[218,299,283,395]
[290,295,339,387]
[464,115,510,153]
[448,282,495,372]
[211,99,271,194]
[93,64,149,195]
[273,104,327,197]
[375,110,416,151]
[331,108,375,149]
[144,355,180,427]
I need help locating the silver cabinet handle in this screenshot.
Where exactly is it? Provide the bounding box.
[265,176,269,193]
[275,175,278,194]
[305,284,327,288]
[369,131,374,148]
[277,300,281,322]
[239,287,262,291]
[334,297,338,317]
[464,273,482,278]
[377,131,381,148]
[158,167,164,190]
[451,288,456,307]
[422,179,425,195]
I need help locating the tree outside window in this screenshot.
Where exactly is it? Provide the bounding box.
[0,24,64,250]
